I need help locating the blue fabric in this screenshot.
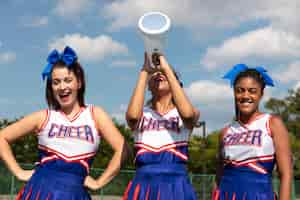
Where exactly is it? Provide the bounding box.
[124,164,197,200]
[18,166,91,200]
[223,63,274,87]
[218,163,277,200]
[42,46,78,80]
[38,149,92,177]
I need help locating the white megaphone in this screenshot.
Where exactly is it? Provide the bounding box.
[138,11,171,67]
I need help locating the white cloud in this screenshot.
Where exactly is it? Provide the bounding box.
[111,60,137,68]
[294,82,300,91]
[201,27,300,70]
[0,52,16,64]
[49,33,129,62]
[111,104,128,124]
[103,0,299,35]
[273,61,300,83]
[185,80,232,105]
[53,0,92,17]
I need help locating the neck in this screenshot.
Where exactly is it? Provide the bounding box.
[60,102,81,116]
[237,110,261,124]
[152,94,174,114]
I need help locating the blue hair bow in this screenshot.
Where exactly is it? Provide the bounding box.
[42,46,78,80]
[222,63,274,87]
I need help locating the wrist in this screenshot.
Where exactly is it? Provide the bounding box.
[14,167,23,179]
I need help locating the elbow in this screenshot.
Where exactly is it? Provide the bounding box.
[181,108,200,123]
[126,111,141,122]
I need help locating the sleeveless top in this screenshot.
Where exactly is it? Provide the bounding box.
[221,113,275,174]
[134,106,191,166]
[36,105,100,177]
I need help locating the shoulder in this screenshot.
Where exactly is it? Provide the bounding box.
[268,114,289,137]
[268,114,284,127]
[90,105,107,117]
[26,109,48,122]
[220,124,230,139]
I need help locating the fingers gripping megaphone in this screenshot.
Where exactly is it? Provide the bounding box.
[138,11,171,67]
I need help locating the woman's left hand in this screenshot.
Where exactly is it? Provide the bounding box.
[84,176,100,191]
[157,54,171,72]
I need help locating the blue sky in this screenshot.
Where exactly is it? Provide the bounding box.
[0,0,299,134]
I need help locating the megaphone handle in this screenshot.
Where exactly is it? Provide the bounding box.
[152,52,160,66]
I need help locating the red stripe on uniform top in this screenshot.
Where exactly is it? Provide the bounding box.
[135,141,188,149]
[167,148,188,160]
[134,142,188,153]
[247,162,268,174]
[135,148,188,160]
[38,144,96,160]
[266,115,272,137]
[224,154,274,166]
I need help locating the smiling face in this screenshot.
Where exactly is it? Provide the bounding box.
[51,66,82,110]
[148,71,171,95]
[234,76,264,117]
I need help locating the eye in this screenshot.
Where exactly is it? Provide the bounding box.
[235,87,244,94]
[249,88,258,94]
[52,79,60,85]
[64,77,73,83]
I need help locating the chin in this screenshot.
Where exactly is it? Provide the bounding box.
[239,109,257,116]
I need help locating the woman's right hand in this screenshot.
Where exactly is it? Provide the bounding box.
[16,169,34,182]
[141,52,156,73]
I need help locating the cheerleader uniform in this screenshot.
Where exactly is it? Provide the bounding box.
[123,106,197,200]
[215,114,277,200]
[17,106,100,200]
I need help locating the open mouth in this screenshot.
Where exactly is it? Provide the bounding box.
[58,92,71,102]
[239,99,254,106]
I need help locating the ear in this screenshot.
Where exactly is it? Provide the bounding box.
[77,79,82,90]
[261,88,264,97]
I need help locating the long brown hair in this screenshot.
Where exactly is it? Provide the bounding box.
[45,60,86,110]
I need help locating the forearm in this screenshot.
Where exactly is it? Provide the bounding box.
[126,70,148,120]
[163,67,194,119]
[0,138,22,177]
[279,174,292,200]
[95,150,123,188]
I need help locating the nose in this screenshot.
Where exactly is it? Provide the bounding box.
[58,81,67,90]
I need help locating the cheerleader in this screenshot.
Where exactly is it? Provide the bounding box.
[0,46,127,199]
[214,64,292,200]
[123,53,200,200]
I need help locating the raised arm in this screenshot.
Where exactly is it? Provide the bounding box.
[0,110,45,181]
[158,55,199,129]
[126,53,153,130]
[270,115,292,200]
[84,106,128,190]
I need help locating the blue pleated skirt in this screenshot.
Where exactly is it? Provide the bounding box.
[215,167,277,200]
[123,163,197,200]
[16,166,91,200]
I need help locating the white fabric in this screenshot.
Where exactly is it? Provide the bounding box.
[38,105,100,159]
[134,106,191,149]
[222,114,274,162]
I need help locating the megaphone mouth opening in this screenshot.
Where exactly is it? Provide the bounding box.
[138,11,171,35]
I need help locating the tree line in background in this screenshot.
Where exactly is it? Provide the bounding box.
[0,88,300,178]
